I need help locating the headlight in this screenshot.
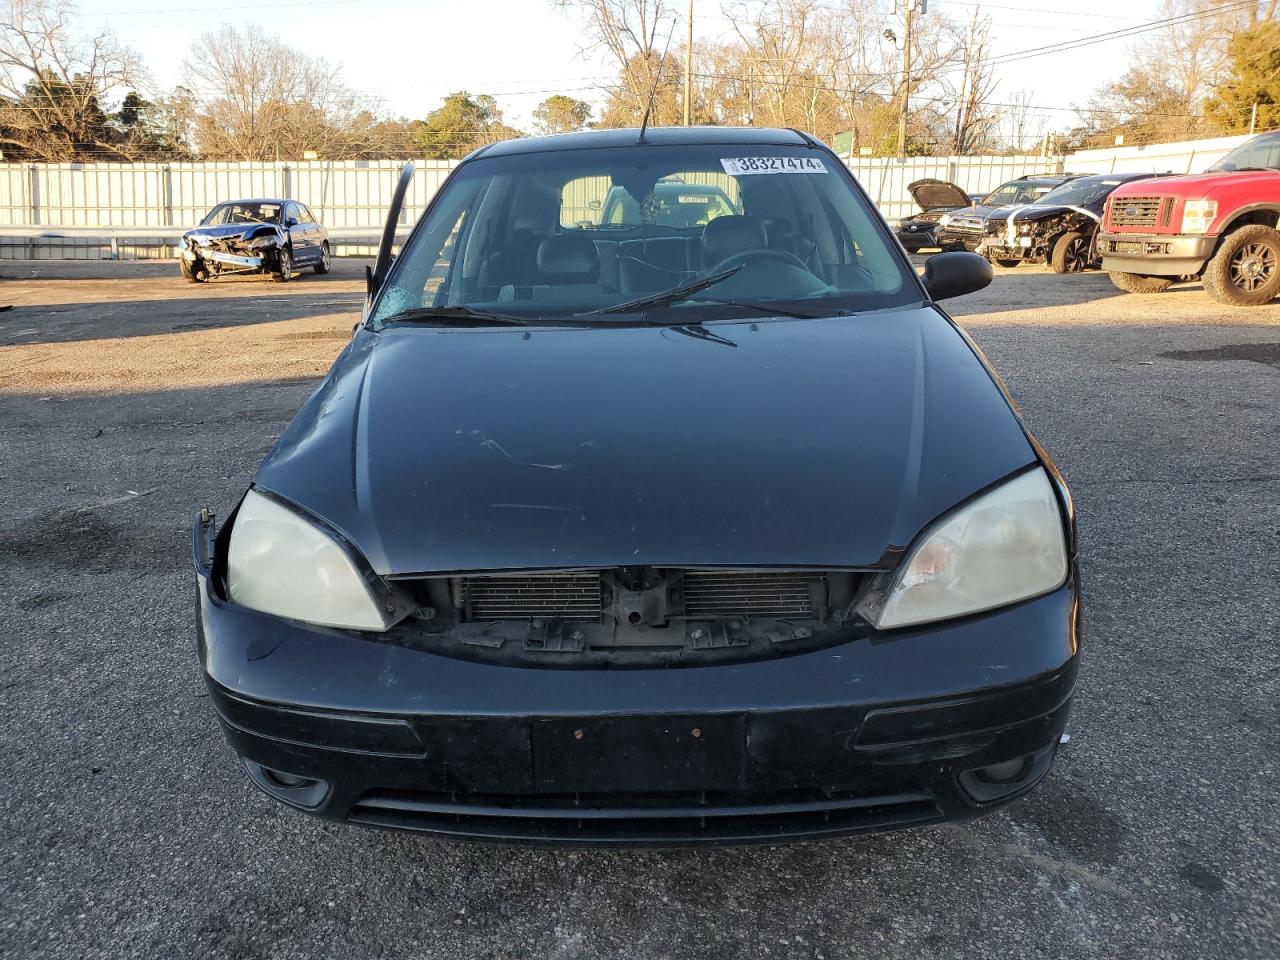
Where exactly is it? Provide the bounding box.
[938,214,952,227]
[227,489,395,631]
[1180,199,1218,234]
[857,468,1068,629]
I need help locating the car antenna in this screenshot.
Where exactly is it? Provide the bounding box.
[637,19,677,144]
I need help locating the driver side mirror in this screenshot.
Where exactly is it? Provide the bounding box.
[285,216,298,227]
[922,252,992,301]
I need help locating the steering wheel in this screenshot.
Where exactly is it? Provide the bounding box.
[707,247,810,275]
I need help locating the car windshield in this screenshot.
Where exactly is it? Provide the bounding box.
[205,202,282,226]
[982,181,1055,206]
[370,142,917,324]
[1208,133,1280,172]
[1036,178,1123,207]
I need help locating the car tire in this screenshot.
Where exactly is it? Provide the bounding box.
[1201,224,1280,306]
[314,242,331,274]
[1108,271,1173,294]
[1050,232,1092,274]
[179,258,207,283]
[991,258,1021,268]
[273,247,292,283]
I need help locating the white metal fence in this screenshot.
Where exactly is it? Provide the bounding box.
[0,133,1253,259]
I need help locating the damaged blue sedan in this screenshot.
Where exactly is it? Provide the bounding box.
[179,198,330,283]
[194,127,1080,845]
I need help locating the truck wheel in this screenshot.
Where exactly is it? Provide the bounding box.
[1108,271,1173,294]
[1202,224,1280,306]
[1050,232,1091,274]
[273,246,292,283]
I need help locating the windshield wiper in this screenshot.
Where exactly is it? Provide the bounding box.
[685,296,834,319]
[583,265,743,315]
[378,305,534,327]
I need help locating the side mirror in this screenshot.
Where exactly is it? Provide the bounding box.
[285,216,298,227]
[922,252,992,301]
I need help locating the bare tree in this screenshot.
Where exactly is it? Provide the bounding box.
[0,0,142,160]
[946,5,998,154]
[184,25,372,160]
[553,0,675,122]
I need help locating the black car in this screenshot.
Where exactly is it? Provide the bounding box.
[194,127,1080,845]
[978,173,1166,273]
[179,198,331,283]
[895,179,981,253]
[934,174,1083,257]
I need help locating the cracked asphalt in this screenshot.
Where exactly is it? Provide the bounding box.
[0,259,1277,960]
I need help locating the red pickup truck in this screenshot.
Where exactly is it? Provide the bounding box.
[1096,131,1280,306]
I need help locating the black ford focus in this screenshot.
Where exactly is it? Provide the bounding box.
[195,127,1079,845]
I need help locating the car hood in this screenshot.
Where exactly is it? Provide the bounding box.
[907,178,973,212]
[1111,168,1279,197]
[183,223,281,241]
[252,307,1036,575]
[985,204,1096,224]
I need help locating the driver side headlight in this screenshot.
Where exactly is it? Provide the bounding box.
[857,468,1068,629]
[227,489,397,631]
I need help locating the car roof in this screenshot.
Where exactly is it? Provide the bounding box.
[214,198,292,206]
[473,126,813,160]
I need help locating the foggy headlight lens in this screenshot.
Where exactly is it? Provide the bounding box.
[1180,199,1217,234]
[227,489,392,631]
[858,469,1068,629]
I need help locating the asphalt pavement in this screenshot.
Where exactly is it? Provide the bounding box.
[0,259,1277,959]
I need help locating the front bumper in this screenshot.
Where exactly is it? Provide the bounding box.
[1096,231,1217,276]
[196,537,1080,844]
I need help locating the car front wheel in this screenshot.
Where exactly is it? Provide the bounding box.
[1202,224,1280,306]
[1050,231,1092,274]
[273,247,292,283]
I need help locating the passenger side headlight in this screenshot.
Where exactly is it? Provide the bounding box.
[227,489,396,631]
[1180,199,1218,234]
[857,469,1068,629]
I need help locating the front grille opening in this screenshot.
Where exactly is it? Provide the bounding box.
[393,567,866,666]
[1109,196,1164,228]
[456,573,602,623]
[682,570,814,617]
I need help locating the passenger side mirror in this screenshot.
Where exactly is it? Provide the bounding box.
[285,216,298,227]
[921,252,992,301]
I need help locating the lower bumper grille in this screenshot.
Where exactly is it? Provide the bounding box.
[348,787,940,843]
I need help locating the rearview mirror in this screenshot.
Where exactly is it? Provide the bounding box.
[922,252,992,301]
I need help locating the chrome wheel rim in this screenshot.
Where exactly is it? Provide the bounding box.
[321,244,330,270]
[1230,242,1277,292]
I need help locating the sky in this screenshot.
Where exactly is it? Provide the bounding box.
[77,0,1167,132]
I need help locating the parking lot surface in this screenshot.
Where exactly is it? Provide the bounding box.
[1,259,1277,960]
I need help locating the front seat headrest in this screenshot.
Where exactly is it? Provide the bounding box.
[702,215,768,266]
[536,232,600,281]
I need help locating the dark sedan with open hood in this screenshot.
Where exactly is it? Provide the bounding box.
[194,127,1080,845]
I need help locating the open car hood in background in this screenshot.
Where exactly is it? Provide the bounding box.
[907,179,974,212]
[253,307,1037,575]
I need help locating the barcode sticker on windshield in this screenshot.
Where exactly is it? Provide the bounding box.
[721,157,827,176]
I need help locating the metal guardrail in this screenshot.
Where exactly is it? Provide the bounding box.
[0,224,410,260]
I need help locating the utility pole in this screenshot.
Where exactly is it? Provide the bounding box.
[1250,101,1258,135]
[684,0,694,126]
[896,1,919,160]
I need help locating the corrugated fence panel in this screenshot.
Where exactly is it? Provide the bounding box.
[0,135,1243,254]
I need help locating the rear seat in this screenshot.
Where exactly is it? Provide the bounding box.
[617,236,700,292]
